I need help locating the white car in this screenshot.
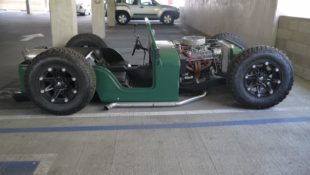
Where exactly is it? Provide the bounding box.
[76,1,91,16]
[115,0,180,25]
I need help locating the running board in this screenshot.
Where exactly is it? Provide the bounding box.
[104,91,207,110]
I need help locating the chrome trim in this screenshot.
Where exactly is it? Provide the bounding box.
[104,91,207,110]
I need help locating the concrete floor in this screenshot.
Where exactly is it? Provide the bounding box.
[1,12,310,175]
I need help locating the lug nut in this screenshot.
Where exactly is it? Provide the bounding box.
[73,90,77,94]
[252,65,256,69]
[39,77,43,81]
[40,90,44,94]
[51,98,55,103]
[64,98,68,103]
[275,68,279,72]
[265,62,269,66]
[48,68,52,72]
[72,77,76,81]
[62,68,66,72]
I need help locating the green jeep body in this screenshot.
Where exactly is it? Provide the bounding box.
[17,19,293,115]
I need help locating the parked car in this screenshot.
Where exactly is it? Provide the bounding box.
[76,1,91,16]
[115,0,180,25]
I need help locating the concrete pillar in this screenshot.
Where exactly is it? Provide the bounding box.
[26,0,30,14]
[49,0,77,47]
[107,0,116,27]
[91,0,106,39]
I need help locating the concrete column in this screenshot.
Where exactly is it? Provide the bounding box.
[26,0,30,14]
[107,0,116,27]
[49,0,77,47]
[91,0,106,39]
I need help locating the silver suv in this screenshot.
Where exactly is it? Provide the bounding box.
[115,0,180,25]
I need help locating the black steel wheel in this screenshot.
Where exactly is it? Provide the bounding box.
[25,48,96,115]
[212,32,247,49]
[228,46,293,109]
[66,33,107,48]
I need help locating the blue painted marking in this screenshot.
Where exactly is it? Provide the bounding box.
[0,116,310,134]
[0,161,39,175]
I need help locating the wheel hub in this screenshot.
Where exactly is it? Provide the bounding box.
[39,67,78,104]
[54,79,67,90]
[244,62,282,98]
[118,15,127,23]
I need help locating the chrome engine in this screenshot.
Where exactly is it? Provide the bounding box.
[175,36,224,87]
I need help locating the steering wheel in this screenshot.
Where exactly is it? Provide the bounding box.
[132,35,147,56]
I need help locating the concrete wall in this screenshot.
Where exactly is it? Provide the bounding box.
[182,0,278,46]
[276,16,310,81]
[0,0,49,11]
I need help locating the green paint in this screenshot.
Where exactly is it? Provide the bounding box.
[94,21,180,102]
[94,41,180,102]
[230,46,243,58]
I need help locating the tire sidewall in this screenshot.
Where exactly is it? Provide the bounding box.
[66,34,107,48]
[26,51,95,115]
[231,51,293,108]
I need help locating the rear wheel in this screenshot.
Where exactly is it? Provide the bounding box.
[212,32,247,49]
[25,48,96,115]
[228,46,293,109]
[66,33,107,48]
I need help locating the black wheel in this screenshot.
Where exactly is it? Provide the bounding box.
[228,46,293,109]
[212,32,247,49]
[116,12,130,25]
[66,33,107,48]
[161,13,174,25]
[25,48,96,115]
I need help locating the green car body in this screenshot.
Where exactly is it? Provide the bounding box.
[18,22,243,103]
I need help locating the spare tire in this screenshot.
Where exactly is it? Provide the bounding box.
[66,33,108,48]
[25,48,96,115]
[212,32,247,49]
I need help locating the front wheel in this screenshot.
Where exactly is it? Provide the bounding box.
[228,46,293,109]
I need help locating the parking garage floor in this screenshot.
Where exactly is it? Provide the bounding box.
[1,12,310,175]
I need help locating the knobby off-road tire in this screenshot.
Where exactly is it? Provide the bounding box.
[228,46,293,109]
[66,33,108,48]
[25,48,96,115]
[212,32,248,49]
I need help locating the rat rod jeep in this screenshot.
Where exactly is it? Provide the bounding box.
[17,19,293,115]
